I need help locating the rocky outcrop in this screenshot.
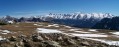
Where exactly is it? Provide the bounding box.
[0,33,118,47]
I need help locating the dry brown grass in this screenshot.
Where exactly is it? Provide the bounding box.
[0,22,40,37]
[0,22,119,41]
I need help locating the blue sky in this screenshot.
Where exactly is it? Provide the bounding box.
[0,0,119,17]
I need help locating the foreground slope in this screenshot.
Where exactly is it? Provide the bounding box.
[0,22,119,47]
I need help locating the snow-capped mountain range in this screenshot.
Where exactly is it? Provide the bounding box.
[1,12,119,30]
[1,12,114,21]
[44,12,113,20]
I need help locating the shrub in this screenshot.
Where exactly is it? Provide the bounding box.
[0,22,7,25]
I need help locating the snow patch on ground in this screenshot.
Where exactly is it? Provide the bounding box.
[69,29,80,31]
[111,32,119,35]
[64,25,72,28]
[53,24,59,26]
[69,33,108,37]
[34,24,38,26]
[46,24,60,27]
[1,30,11,34]
[54,26,59,27]
[88,29,97,32]
[75,31,91,33]
[0,36,6,40]
[83,38,119,46]
[34,24,43,26]
[7,21,14,24]
[36,28,62,33]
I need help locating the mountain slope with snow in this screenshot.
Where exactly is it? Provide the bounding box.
[43,13,114,28]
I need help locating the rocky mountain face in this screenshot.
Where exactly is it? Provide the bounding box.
[0,33,117,47]
[92,16,119,30]
[18,17,42,22]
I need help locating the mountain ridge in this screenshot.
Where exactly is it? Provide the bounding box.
[1,12,118,30]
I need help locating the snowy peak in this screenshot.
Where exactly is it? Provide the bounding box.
[2,15,16,21]
[45,12,114,20]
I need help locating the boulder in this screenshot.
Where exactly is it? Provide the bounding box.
[44,35,50,40]
[72,36,79,40]
[80,41,90,46]
[43,41,61,47]
[57,36,63,41]
[64,38,76,45]
[9,36,17,41]
[15,43,22,47]
[18,35,27,39]
[32,35,43,42]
